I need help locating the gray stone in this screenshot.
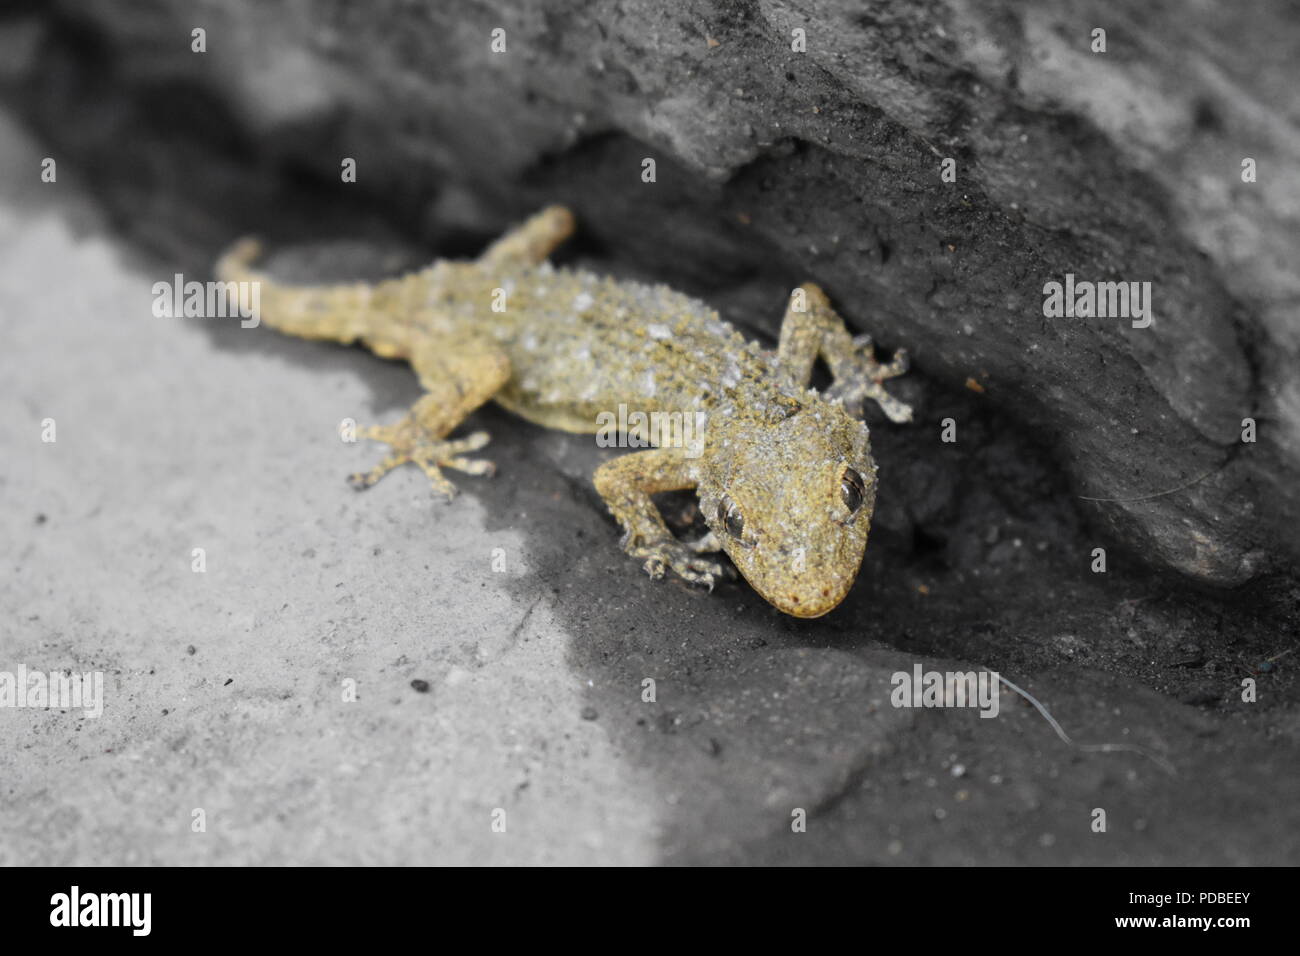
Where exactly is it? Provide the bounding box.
[8,0,1295,585]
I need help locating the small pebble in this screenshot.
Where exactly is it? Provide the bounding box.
[410,679,431,693]
[580,706,598,720]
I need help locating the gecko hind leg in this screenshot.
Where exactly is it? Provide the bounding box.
[349,346,510,499]
[348,411,494,499]
[777,282,913,423]
[476,205,576,271]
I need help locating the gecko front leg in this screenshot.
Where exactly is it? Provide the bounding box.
[777,283,912,422]
[593,447,726,589]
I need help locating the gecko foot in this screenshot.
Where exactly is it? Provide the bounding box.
[826,336,913,423]
[348,424,494,499]
[625,535,728,591]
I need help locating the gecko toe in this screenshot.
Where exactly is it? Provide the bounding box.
[642,557,667,580]
[633,540,723,586]
[669,552,727,588]
[440,455,496,478]
[458,430,492,452]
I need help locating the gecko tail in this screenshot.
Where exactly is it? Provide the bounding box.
[214,237,264,284]
[213,237,381,344]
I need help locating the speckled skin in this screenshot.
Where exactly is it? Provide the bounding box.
[216,206,911,617]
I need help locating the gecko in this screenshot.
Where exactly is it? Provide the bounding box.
[216,206,912,618]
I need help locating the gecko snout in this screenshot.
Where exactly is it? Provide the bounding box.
[770,575,856,618]
[745,546,860,619]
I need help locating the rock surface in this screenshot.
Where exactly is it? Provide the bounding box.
[8,0,1298,585]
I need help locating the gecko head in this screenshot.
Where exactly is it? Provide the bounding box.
[699,396,877,618]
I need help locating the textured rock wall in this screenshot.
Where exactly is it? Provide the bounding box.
[7,0,1299,586]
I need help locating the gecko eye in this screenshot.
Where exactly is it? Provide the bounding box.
[718,496,745,539]
[841,468,866,514]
